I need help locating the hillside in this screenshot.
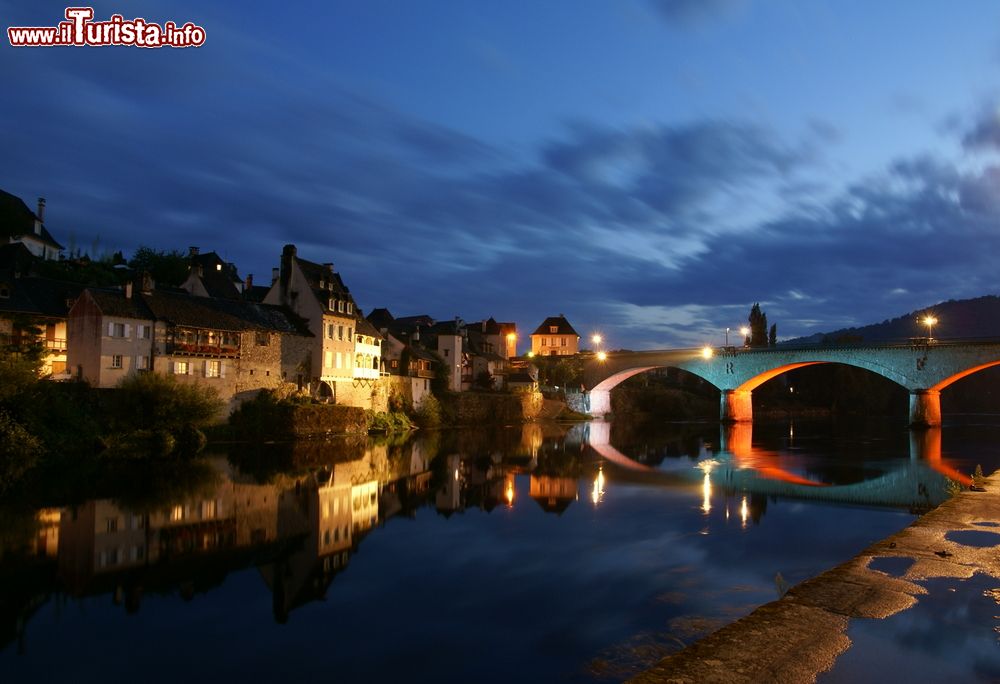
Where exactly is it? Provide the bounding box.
[790,295,1000,345]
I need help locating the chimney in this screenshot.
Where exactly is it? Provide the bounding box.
[323,262,334,273]
[189,246,199,256]
[36,197,45,221]
[271,267,279,285]
[246,273,253,289]
[279,244,297,301]
[141,271,155,293]
[125,281,133,299]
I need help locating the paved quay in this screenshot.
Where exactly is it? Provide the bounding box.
[630,472,1000,684]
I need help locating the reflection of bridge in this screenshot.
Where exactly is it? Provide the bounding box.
[583,421,969,509]
[581,340,1000,426]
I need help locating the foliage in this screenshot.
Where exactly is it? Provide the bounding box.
[366,410,412,434]
[747,303,769,348]
[474,370,494,390]
[430,350,452,394]
[127,245,189,286]
[227,389,308,441]
[534,355,584,388]
[769,323,777,347]
[109,372,222,433]
[33,255,124,286]
[413,394,442,427]
[0,410,43,494]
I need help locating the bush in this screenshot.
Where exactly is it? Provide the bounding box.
[414,395,442,428]
[229,389,297,441]
[366,410,412,434]
[110,373,223,433]
[0,410,42,493]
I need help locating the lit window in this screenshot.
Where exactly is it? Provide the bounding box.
[206,360,221,378]
[174,361,189,375]
[549,326,558,334]
[561,337,567,347]
[541,338,547,347]
[338,301,345,313]
[325,351,333,368]
[111,355,123,369]
[170,505,183,521]
[216,263,222,271]
[347,302,353,315]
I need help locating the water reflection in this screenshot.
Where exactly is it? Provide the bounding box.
[1,418,994,682]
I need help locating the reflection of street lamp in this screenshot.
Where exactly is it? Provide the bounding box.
[701,345,714,359]
[923,315,937,340]
[596,351,608,362]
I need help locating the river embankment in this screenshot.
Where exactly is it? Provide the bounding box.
[630,470,1000,683]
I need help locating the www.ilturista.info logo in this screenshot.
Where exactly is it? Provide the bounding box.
[8,7,206,48]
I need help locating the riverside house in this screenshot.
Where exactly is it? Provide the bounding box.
[67,275,312,408]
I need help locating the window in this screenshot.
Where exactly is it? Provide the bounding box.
[561,337,567,347]
[347,327,352,341]
[170,505,183,521]
[550,326,558,334]
[336,352,342,369]
[174,361,189,375]
[136,355,149,371]
[111,355,123,369]
[326,323,334,339]
[106,517,118,533]
[206,360,221,378]
[110,322,125,337]
[255,332,268,346]
[325,351,333,368]
[338,325,344,340]
[541,338,547,347]
[138,324,151,339]
[337,300,345,313]
[443,349,449,357]
[347,302,353,315]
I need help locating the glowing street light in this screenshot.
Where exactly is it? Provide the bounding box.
[740,326,750,346]
[591,333,603,346]
[701,345,714,359]
[923,315,937,340]
[596,351,608,362]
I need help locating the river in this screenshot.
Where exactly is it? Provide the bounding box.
[1,417,998,682]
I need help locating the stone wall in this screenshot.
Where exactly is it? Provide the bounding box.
[444,391,544,425]
[289,404,367,438]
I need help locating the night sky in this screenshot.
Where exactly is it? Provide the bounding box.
[5,1,1000,350]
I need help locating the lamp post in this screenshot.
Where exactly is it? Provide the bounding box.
[923,315,937,341]
[725,327,730,346]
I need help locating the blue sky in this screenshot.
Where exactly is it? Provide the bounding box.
[5,0,1000,349]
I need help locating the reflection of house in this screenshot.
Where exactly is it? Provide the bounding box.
[67,278,312,406]
[0,191,63,260]
[530,315,579,357]
[529,474,577,514]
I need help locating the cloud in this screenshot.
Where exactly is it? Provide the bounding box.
[646,0,746,26]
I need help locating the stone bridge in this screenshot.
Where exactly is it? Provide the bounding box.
[581,339,1000,426]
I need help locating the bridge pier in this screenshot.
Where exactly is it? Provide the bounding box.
[588,390,612,418]
[720,389,753,423]
[908,390,941,428]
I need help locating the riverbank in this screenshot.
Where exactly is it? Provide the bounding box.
[630,470,1000,683]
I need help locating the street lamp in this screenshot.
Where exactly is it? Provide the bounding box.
[923,315,937,340]
[591,333,603,346]
[597,351,608,362]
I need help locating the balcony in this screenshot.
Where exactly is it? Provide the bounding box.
[167,341,240,358]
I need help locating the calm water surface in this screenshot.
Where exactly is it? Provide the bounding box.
[2,418,998,683]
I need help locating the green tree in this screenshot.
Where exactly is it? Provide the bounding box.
[769,323,777,347]
[128,246,189,286]
[747,303,769,348]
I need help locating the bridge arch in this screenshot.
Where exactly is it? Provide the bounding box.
[928,360,1000,391]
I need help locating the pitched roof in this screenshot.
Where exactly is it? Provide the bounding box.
[0,189,64,250]
[531,315,578,336]
[0,277,83,318]
[187,251,242,300]
[84,287,311,335]
[355,316,383,340]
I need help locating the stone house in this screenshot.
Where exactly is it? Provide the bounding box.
[530,315,580,356]
[0,190,63,261]
[263,244,380,403]
[67,278,313,408]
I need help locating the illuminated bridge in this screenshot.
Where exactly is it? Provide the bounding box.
[581,339,1000,426]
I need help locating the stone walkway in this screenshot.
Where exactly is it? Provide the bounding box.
[629,472,1000,684]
